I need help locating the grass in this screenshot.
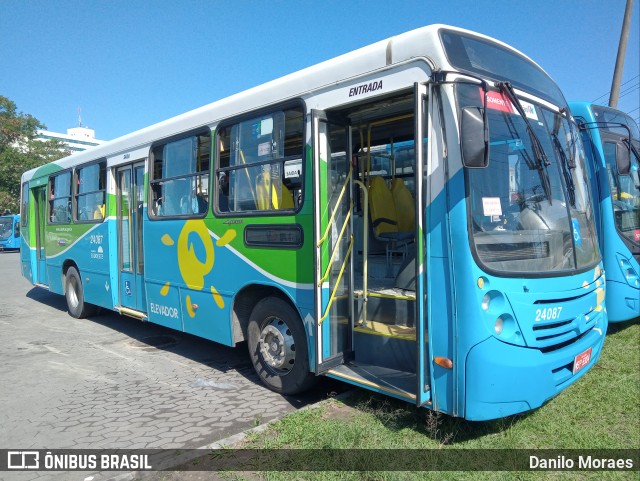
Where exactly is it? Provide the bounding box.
[228,319,639,481]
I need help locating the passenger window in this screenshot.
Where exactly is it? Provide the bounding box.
[49,172,72,224]
[150,131,211,218]
[216,105,303,214]
[75,161,106,221]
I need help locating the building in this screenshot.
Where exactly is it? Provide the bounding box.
[37,126,106,154]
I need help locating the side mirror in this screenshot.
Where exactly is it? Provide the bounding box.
[461,107,489,168]
[616,142,631,176]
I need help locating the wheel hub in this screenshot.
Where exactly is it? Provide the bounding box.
[259,318,295,372]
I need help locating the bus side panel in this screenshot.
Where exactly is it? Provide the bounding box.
[425,172,457,416]
[143,219,191,332]
[606,274,640,321]
[20,235,36,283]
[44,222,112,309]
[143,214,316,348]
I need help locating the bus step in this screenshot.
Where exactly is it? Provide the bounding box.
[327,363,417,402]
[355,320,416,340]
[354,288,416,301]
[34,283,49,290]
[116,306,148,321]
[355,291,415,327]
[354,321,417,372]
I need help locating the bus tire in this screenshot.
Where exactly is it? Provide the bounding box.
[65,266,95,319]
[247,297,316,395]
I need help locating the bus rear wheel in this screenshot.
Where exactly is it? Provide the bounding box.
[247,297,316,395]
[65,266,95,319]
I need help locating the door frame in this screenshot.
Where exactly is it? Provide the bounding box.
[116,161,146,311]
[312,109,355,373]
[33,185,48,285]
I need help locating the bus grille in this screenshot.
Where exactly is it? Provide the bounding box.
[530,308,599,351]
[477,241,549,262]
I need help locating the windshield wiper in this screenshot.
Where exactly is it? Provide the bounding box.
[551,111,576,207]
[498,81,553,205]
[552,134,576,207]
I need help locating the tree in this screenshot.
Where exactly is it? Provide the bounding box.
[0,95,67,213]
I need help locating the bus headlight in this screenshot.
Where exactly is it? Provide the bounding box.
[482,293,490,311]
[617,254,639,287]
[481,290,505,313]
[493,314,521,341]
[494,317,504,335]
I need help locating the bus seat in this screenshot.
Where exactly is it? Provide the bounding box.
[368,176,398,236]
[368,176,413,276]
[256,172,294,210]
[277,183,295,209]
[93,204,105,220]
[391,178,415,232]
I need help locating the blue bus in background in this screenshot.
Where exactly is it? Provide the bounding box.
[570,102,640,322]
[0,214,21,251]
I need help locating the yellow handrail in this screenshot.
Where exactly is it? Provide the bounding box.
[318,208,352,285]
[319,235,354,324]
[317,163,353,247]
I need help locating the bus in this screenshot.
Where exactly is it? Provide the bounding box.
[21,24,606,420]
[569,102,639,322]
[0,213,21,251]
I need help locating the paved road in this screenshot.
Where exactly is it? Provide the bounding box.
[0,252,339,480]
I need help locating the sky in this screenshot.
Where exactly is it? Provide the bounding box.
[1,0,638,141]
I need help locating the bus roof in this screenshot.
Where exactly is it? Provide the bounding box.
[22,24,543,183]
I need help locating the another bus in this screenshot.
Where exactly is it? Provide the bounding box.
[21,25,606,420]
[569,102,639,322]
[0,213,21,251]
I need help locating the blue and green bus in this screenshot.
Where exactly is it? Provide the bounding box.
[21,24,606,420]
[569,102,639,322]
[0,213,21,251]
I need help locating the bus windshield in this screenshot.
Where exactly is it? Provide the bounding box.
[0,217,13,240]
[440,29,566,107]
[457,84,600,275]
[592,105,640,247]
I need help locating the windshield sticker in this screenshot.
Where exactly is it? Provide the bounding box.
[260,118,273,136]
[284,159,302,179]
[519,100,538,121]
[482,197,502,216]
[571,219,583,246]
[484,90,514,113]
[482,89,538,120]
[258,141,271,157]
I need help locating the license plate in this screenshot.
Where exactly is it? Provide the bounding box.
[573,347,593,374]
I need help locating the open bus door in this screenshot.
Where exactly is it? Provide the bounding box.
[312,110,355,373]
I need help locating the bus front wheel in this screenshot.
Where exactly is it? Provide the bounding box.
[65,266,95,319]
[247,297,316,395]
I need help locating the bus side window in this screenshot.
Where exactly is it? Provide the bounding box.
[150,131,210,219]
[215,105,303,215]
[75,161,106,222]
[49,171,72,224]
